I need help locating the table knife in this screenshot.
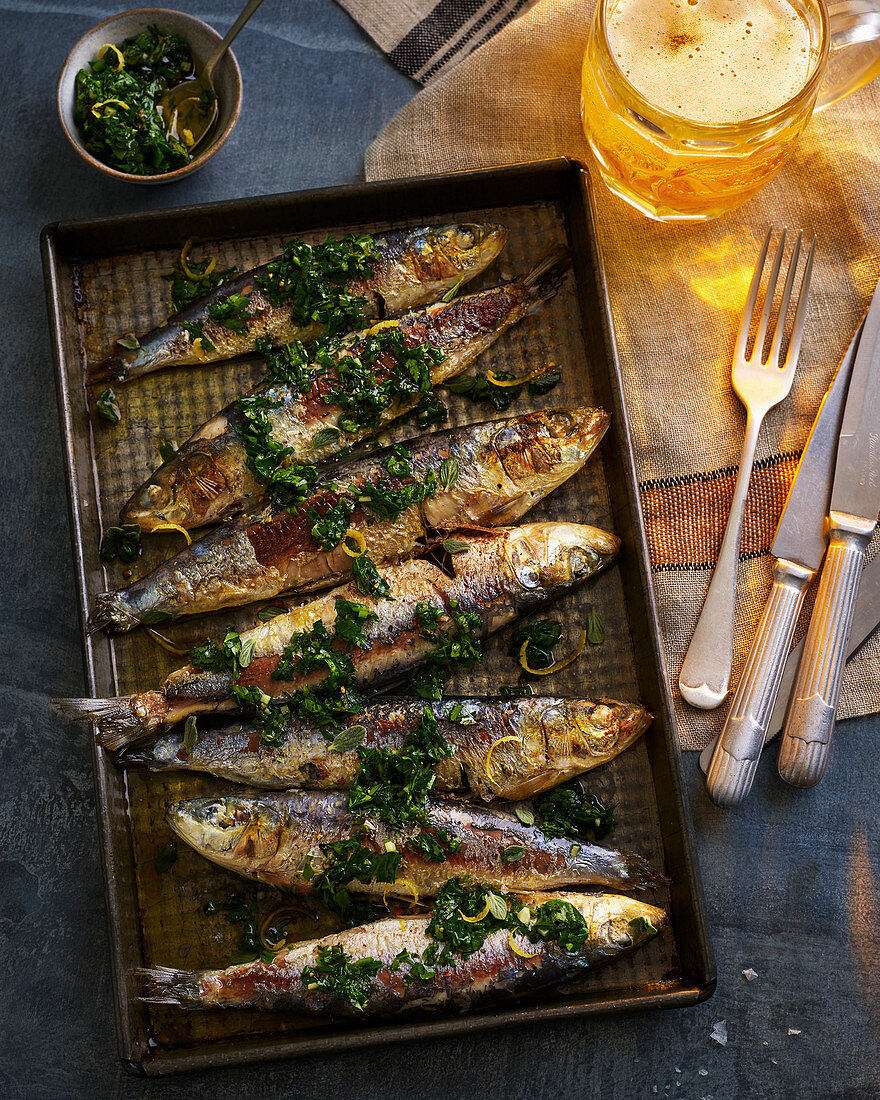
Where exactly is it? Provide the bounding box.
[778,280,880,787]
[700,547,880,775]
[705,325,861,806]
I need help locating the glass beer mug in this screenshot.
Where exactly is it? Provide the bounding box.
[581,0,880,220]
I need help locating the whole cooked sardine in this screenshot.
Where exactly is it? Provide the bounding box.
[54,522,620,744]
[118,696,650,795]
[120,253,569,532]
[167,791,664,895]
[92,223,507,383]
[139,890,666,1016]
[91,406,609,632]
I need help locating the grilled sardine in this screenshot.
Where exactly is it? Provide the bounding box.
[139,890,666,1016]
[120,253,569,532]
[55,522,620,744]
[92,223,507,383]
[91,406,608,632]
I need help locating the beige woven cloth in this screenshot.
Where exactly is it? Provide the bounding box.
[359,0,880,749]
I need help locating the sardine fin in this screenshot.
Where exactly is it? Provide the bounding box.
[51,695,158,751]
[135,966,203,1006]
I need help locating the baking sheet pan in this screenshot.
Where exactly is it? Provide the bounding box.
[41,159,715,1074]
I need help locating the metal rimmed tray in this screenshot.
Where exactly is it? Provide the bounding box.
[41,158,715,1075]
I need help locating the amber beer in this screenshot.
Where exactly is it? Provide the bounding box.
[581,0,826,220]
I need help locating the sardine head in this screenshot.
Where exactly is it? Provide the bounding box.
[506,522,621,592]
[412,223,507,283]
[486,407,610,522]
[166,797,282,871]
[591,895,667,951]
[120,451,230,531]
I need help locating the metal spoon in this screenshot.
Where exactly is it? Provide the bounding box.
[160,0,265,153]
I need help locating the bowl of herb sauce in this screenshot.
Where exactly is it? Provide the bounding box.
[57,8,242,183]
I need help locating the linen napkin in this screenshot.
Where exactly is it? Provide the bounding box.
[343,0,880,750]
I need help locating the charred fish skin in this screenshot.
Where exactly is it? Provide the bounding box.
[139,891,666,1015]
[54,522,621,744]
[118,696,651,794]
[90,405,609,633]
[90,223,508,384]
[166,790,664,895]
[119,252,571,533]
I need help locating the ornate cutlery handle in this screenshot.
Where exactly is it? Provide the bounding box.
[706,559,811,807]
[777,513,875,787]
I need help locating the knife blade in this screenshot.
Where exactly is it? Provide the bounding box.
[778,278,880,787]
[704,323,860,806]
[700,548,880,775]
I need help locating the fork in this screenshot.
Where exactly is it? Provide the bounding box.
[678,228,814,710]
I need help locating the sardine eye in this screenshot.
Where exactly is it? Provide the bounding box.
[455,227,476,249]
[567,548,598,580]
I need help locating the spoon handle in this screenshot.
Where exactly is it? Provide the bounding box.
[205,0,267,79]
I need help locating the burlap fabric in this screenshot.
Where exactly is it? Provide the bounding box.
[345,0,880,749]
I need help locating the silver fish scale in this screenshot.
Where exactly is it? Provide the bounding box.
[68,198,677,1041]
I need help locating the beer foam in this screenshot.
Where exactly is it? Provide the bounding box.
[607,0,813,123]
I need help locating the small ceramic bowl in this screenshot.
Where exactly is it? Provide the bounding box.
[57,8,242,184]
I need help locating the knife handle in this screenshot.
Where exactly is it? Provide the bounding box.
[706,559,811,807]
[777,512,875,787]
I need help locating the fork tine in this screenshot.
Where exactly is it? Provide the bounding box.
[734,227,773,360]
[782,234,816,369]
[767,231,803,368]
[752,228,787,363]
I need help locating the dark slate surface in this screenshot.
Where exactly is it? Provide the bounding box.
[2,2,878,1096]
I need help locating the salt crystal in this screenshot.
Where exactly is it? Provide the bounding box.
[710,1020,728,1046]
[675,1067,682,1073]
[698,1069,709,1077]
[771,1059,778,1065]
[788,1028,801,1036]
[652,1087,658,1094]
[742,968,758,981]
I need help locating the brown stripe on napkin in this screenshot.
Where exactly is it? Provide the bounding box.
[639,453,800,571]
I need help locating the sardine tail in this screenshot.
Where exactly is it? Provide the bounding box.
[622,849,671,891]
[135,966,204,1007]
[51,695,161,751]
[88,350,138,384]
[88,593,143,634]
[522,247,572,303]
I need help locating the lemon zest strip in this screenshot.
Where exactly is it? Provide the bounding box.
[508,930,540,959]
[486,367,545,388]
[145,628,189,656]
[484,735,525,790]
[150,520,193,546]
[382,877,420,908]
[519,630,586,676]
[179,237,218,281]
[91,98,129,117]
[342,529,366,557]
[97,43,125,71]
[457,898,491,924]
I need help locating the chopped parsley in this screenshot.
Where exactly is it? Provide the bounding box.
[351,554,392,600]
[181,320,215,351]
[301,944,383,1012]
[308,830,401,926]
[508,620,562,673]
[532,779,617,841]
[208,292,252,334]
[323,329,446,436]
[96,388,121,423]
[163,246,237,313]
[446,365,562,411]
[99,523,141,563]
[254,234,380,334]
[72,26,196,176]
[410,599,483,699]
[236,391,319,511]
[229,685,290,745]
[189,627,255,678]
[348,706,456,828]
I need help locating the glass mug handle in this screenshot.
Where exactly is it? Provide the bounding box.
[816,0,880,108]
